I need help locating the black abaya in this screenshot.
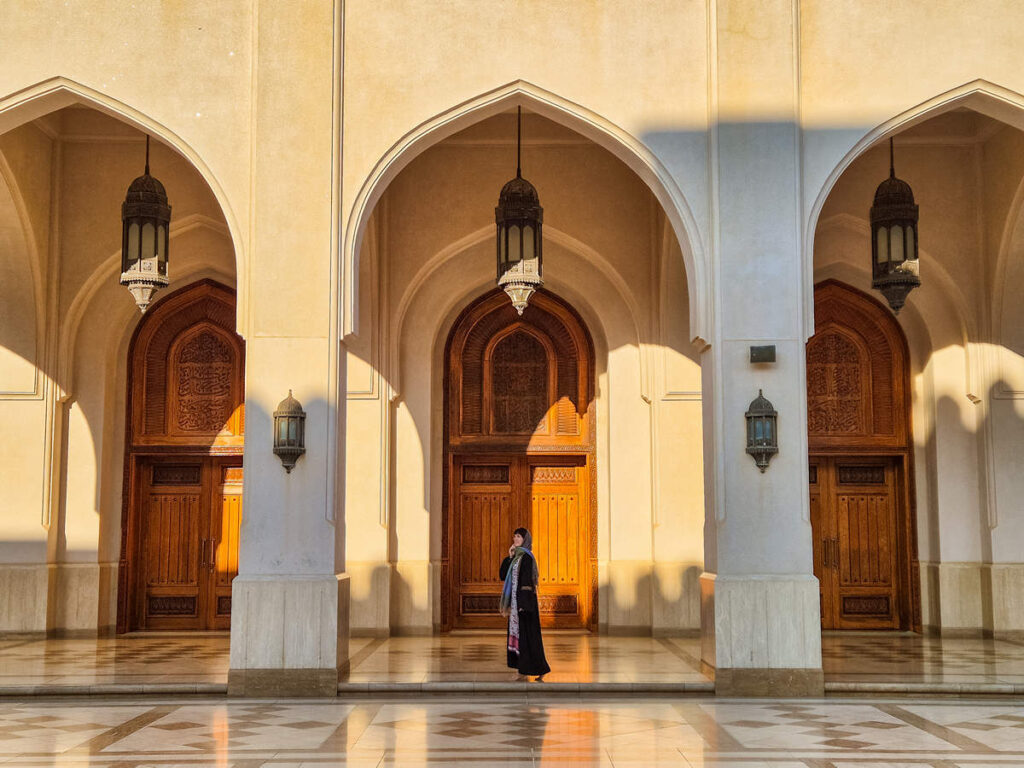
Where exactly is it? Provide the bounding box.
[499,553,551,676]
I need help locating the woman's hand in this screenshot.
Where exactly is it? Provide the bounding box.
[508,544,516,558]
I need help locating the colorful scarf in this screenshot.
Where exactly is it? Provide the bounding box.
[500,530,540,656]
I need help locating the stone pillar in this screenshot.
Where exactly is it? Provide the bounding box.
[227,0,347,697]
[700,0,822,696]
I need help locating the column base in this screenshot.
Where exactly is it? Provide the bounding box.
[227,668,338,697]
[229,573,349,698]
[701,572,823,696]
[714,667,824,697]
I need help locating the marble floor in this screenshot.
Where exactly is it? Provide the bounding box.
[2,632,1024,694]
[1,696,1024,765]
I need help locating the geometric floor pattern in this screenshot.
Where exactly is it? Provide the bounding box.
[5,632,1024,691]
[1,697,1024,766]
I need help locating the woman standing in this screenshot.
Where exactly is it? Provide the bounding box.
[499,527,550,678]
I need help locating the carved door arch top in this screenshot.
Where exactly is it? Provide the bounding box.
[808,280,909,451]
[129,280,245,448]
[447,289,593,449]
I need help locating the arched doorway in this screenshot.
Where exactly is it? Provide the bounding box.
[807,280,919,630]
[443,289,596,630]
[117,280,244,632]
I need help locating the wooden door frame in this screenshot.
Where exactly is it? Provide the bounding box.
[116,280,244,634]
[809,280,920,632]
[441,289,597,632]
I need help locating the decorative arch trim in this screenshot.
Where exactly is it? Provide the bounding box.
[344,79,706,343]
[805,79,1024,340]
[0,76,247,329]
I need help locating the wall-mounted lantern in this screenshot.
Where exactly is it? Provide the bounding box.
[495,106,543,315]
[745,390,778,473]
[121,136,171,313]
[273,390,306,473]
[870,138,920,313]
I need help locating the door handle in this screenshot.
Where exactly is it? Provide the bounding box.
[200,539,207,569]
[208,538,217,570]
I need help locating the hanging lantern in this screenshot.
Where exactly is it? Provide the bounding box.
[495,106,543,315]
[120,135,171,313]
[273,390,306,473]
[745,390,778,473]
[870,138,919,313]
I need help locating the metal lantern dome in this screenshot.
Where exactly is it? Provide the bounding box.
[870,138,920,313]
[495,107,543,315]
[120,136,171,313]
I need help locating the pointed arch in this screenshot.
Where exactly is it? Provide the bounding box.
[805,79,1024,338]
[343,80,707,342]
[0,76,247,329]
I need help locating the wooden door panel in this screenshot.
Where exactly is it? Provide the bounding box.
[452,459,516,627]
[529,461,587,628]
[808,461,832,627]
[459,492,515,585]
[210,462,243,630]
[811,458,900,630]
[833,463,898,628]
[142,462,205,629]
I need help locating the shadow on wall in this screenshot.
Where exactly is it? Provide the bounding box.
[923,379,1024,633]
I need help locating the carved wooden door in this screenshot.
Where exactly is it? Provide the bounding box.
[119,281,245,633]
[807,281,918,631]
[810,458,900,629]
[444,290,596,631]
[137,457,242,630]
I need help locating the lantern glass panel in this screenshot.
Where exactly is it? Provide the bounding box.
[891,225,904,264]
[906,225,915,259]
[127,223,140,268]
[876,227,888,264]
[277,419,288,442]
[508,225,521,265]
[522,224,534,261]
[157,225,167,273]
[498,230,507,271]
[141,223,155,263]
[288,419,298,442]
[764,416,774,441]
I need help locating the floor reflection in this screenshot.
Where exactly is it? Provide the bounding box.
[1,697,1023,766]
